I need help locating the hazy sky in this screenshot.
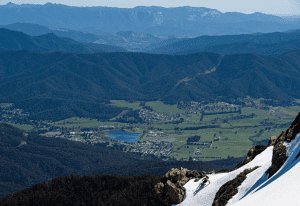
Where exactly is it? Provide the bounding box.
[1,0,300,15]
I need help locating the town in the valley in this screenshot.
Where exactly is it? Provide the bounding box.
[0,97,298,161]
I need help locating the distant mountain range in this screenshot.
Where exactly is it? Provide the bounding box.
[1,3,300,38]
[3,21,300,53]
[1,47,300,120]
[3,22,300,54]
[147,29,300,55]
[0,28,126,53]
[0,22,101,43]
[0,22,175,51]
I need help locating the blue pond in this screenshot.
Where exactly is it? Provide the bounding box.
[106,130,141,143]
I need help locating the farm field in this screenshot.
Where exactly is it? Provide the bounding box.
[1,99,299,162]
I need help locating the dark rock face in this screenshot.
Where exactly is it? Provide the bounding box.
[296,151,300,159]
[153,167,206,205]
[153,113,300,205]
[234,145,268,170]
[212,166,260,206]
[266,112,300,179]
[215,168,234,174]
[207,169,216,174]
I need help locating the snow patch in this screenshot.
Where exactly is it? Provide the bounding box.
[230,133,300,206]
[174,146,273,206]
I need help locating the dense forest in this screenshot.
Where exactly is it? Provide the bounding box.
[1,49,300,120]
[0,173,164,206]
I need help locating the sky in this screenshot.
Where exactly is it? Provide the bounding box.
[1,0,300,16]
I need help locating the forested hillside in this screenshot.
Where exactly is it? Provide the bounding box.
[1,49,300,120]
[0,123,245,198]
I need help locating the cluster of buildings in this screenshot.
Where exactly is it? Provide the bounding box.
[110,139,174,157]
[139,109,179,122]
[178,101,241,114]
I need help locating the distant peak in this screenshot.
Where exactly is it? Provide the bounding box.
[44,2,55,6]
[6,2,17,6]
[44,33,58,36]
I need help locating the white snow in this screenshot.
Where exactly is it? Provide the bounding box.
[174,133,300,206]
[231,133,300,206]
[173,146,273,206]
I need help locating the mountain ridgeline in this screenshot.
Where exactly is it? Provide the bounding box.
[0,28,126,53]
[0,48,300,120]
[147,29,300,55]
[1,3,300,37]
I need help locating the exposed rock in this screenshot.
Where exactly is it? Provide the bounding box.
[266,112,300,178]
[296,151,300,159]
[212,166,260,206]
[165,180,185,203]
[196,175,210,190]
[207,169,215,174]
[268,135,277,146]
[152,113,300,205]
[215,168,235,174]
[153,167,206,205]
[265,141,288,178]
[234,145,267,170]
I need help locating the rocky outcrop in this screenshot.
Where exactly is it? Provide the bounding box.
[215,168,234,174]
[207,169,216,174]
[212,166,260,206]
[234,145,268,170]
[152,167,206,205]
[153,113,300,205]
[265,112,300,178]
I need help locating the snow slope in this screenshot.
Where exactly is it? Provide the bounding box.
[174,133,300,206]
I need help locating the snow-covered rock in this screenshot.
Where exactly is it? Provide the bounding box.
[171,112,300,206]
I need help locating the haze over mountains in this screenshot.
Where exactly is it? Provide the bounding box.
[0,28,126,53]
[147,29,300,55]
[4,21,300,55]
[0,22,175,51]
[1,2,300,38]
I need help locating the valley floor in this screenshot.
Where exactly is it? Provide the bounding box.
[0,98,299,162]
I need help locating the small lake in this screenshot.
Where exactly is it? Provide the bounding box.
[106,130,141,143]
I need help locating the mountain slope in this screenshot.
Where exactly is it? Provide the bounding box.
[0,22,173,51]
[0,28,127,53]
[1,50,300,120]
[0,22,101,43]
[173,113,300,206]
[172,39,300,56]
[149,29,300,55]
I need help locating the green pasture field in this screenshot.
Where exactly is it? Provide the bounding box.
[277,106,299,118]
[47,100,299,161]
[251,127,287,142]
[170,144,197,159]
[146,101,184,114]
